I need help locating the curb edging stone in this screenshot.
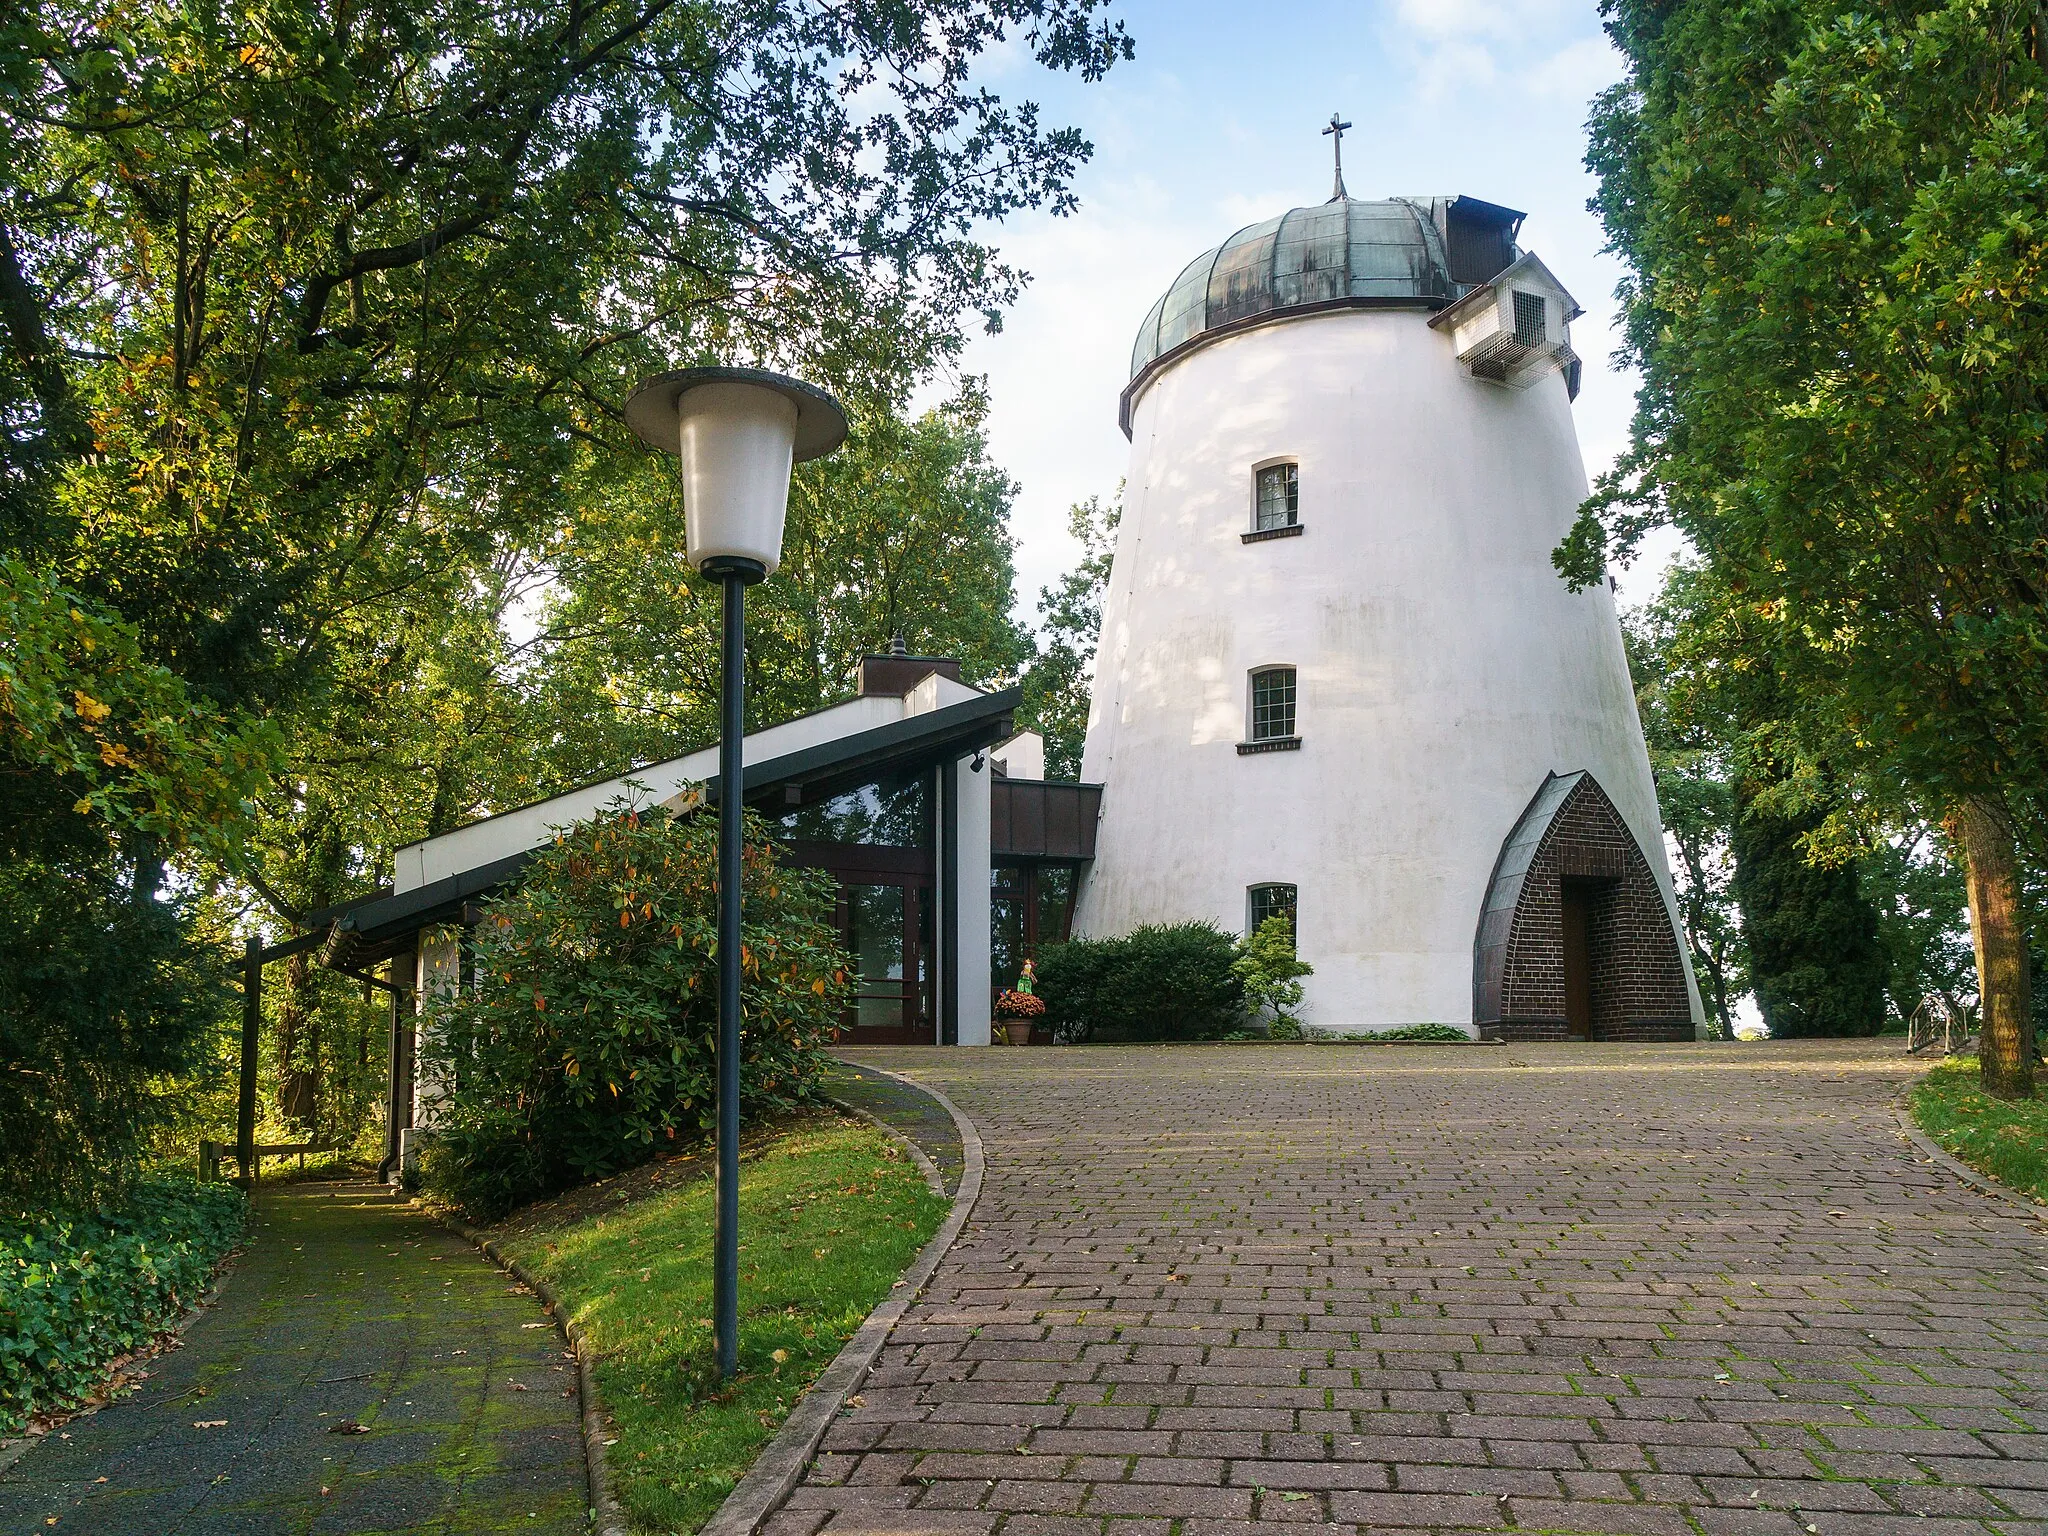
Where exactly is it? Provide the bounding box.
[700,1068,985,1536]
[1891,1104,2047,1220]
[430,1205,630,1536]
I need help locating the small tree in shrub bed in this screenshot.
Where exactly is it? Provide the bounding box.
[1,1173,246,1431]
[418,798,850,1220]
[1036,921,1246,1042]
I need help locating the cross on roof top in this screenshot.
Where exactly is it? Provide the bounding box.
[1322,113,1352,202]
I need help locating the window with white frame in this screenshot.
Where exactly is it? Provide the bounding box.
[1254,462,1299,531]
[1247,883,1298,938]
[1249,666,1297,742]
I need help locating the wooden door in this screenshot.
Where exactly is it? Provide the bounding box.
[1561,882,1593,1041]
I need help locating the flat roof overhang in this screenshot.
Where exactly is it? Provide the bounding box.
[322,687,1020,953]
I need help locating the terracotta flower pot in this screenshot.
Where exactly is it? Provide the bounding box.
[1004,1018,1034,1047]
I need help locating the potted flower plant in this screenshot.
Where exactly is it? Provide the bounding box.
[993,988,1045,1046]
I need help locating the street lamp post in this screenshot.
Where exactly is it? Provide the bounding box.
[625,367,847,1379]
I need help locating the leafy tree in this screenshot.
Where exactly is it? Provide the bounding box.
[1623,572,1747,1039]
[1862,826,1977,1024]
[522,388,1034,781]
[0,564,277,1201]
[419,798,848,1219]
[1729,795,1890,1037]
[1021,490,1119,778]
[1232,915,1313,1035]
[1575,0,2047,1092]
[1,0,1130,1148]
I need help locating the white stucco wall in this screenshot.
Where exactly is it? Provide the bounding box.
[413,932,459,1128]
[954,756,993,1046]
[1077,305,1703,1035]
[990,731,1046,780]
[393,694,908,892]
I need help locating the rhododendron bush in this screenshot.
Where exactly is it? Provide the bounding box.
[420,797,849,1218]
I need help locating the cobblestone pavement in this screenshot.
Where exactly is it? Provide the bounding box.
[0,1181,586,1535]
[788,1040,2048,1536]
[828,1058,967,1192]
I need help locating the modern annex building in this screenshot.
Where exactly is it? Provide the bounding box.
[1075,191,1705,1042]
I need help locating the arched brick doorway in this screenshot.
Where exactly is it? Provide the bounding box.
[1473,771,1693,1042]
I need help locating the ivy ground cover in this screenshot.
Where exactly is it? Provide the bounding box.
[1,1173,246,1432]
[1911,1056,2048,1203]
[487,1114,946,1533]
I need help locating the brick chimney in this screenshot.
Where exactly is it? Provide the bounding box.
[857,636,963,696]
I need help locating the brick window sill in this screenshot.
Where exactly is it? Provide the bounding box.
[1241,524,1304,545]
[1237,736,1302,755]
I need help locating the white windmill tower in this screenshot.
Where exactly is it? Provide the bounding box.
[1075,124,1704,1041]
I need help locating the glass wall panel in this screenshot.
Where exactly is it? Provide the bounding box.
[776,774,931,847]
[990,867,1028,994]
[1035,866,1077,948]
[847,883,907,1030]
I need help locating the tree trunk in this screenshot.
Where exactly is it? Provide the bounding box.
[1953,796,2034,1099]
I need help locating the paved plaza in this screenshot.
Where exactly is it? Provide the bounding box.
[796,1040,2048,1536]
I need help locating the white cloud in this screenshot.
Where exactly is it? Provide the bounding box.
[1382,0,1608,104]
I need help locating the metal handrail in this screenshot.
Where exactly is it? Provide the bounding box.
[1906,994,1976,1055]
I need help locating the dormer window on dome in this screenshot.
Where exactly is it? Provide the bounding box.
[1428,252,1583,396]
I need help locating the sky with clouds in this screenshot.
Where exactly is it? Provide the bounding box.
[926,0,1678,620]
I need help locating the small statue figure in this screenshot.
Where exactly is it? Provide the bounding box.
[1016,957,1036,995]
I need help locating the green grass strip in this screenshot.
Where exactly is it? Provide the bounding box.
[492,1114,946,1534]
[1910,1057,2048,1203]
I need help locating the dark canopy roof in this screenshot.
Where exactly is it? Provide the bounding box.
[317,686,1019,960]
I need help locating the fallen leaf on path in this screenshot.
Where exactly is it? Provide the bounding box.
[193,1419,227,1428]
[328,1420,372,1435]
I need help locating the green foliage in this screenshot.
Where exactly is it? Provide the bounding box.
[0,563,275,1203]
[1730,798,1890,1038]
[0,563,280,853]
[1864,829,1978,1023]
[2,0,1128,1156]
[1628,557,1976,1041]
[1578,0,2048,1076]
[0,1173,247,1432]
[1036,921,1246,1043]
[1911,1058,2047,1204]
[1622,570,1749,1039]
[525,389,1035,778]
[0,867,233,1205]
[419,799,850,1220]
[491,1117,944,1531]
[1232,915,1313,1029]
[1354,1024,1471,1043]
[1021,491,1120,778]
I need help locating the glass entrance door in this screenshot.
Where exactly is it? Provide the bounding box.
[842,879,933,1043]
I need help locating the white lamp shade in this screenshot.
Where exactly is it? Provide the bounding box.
[624,367,849,578]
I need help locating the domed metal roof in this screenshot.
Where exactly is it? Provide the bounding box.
[1126,194,1527,389]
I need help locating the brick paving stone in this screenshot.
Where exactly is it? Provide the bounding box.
[807,1040,2048,1536]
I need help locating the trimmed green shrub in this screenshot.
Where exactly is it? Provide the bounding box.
[419,799,850,1221]
[1352,1023,1470,1043]
[1037,921,1245,1043]
[1232,915,1313,1030]
[1,1173,246,1431]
